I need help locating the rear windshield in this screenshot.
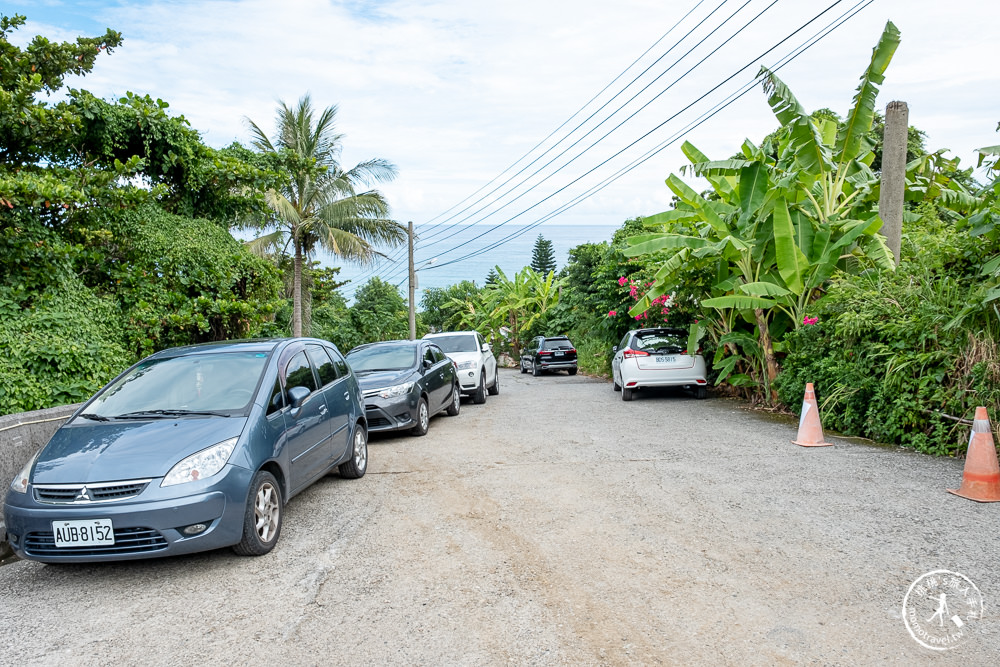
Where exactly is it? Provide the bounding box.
[632,332,686,354]
[88,351,268,416]
[347,345,417,372]
[428,334,478,353]
[542,338,574,350]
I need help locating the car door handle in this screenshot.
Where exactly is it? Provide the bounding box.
[344,392,350,400]
[319,405,327,415]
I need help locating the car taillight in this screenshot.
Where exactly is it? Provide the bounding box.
[539,350,552,356]
[622,348,649,358]
[569,348,576,353]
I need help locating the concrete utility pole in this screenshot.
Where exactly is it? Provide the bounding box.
[879,100,908,265]
[407,221,416,340]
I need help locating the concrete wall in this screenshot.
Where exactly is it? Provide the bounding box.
[1,404,81,555]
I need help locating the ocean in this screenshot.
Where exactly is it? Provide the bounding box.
[319,224,623,301]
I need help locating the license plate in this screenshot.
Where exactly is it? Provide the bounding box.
[52,519,114,547]
[655,355,677,364]
[554,351,564,357]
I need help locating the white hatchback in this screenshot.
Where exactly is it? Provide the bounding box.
[611,327,709,401]
[423,331,499,404]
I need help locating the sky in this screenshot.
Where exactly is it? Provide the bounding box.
[8,0,1000,284]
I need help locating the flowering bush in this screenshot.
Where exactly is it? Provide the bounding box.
[802,316,819,326]
[607,276,673,322]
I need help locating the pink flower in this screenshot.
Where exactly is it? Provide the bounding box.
[618,276,627,286]
[803,316,819,326]
[635,315,641,320]
[607,310,617,317]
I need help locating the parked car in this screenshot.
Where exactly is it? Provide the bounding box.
[611,327,708,401]
[520,335,578,376]
[346,339,460,436]
[4,338,368,563]
[423,330,498,404]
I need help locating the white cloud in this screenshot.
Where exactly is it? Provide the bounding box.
[11,0,1000,238]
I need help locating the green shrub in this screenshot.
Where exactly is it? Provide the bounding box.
[0,280,131,413]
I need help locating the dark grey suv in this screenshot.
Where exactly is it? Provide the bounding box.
[520,336,578,376]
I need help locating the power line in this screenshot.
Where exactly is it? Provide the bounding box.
[381,0,786,281]
[420,0,864,271]
[350,0,725,286]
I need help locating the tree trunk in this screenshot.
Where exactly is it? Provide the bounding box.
[292,242,303,338]
[753,308,778,400]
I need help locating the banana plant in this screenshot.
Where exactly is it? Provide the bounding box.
[625,21,902,401]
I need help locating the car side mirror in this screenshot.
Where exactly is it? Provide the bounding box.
[482,343,491,352]
[423,358,434,370]
[612,345,618,353]
[287,385,311,409]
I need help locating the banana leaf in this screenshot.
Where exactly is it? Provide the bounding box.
[834,21,901,174]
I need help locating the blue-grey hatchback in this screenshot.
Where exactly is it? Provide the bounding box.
[4,338,368,563]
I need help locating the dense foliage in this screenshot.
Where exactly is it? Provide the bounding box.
[0,15,283,414]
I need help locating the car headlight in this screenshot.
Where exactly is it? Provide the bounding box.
[376,381,414,399]
[161,438,238,487]
[10,450,40,494]
[455,360,477,370]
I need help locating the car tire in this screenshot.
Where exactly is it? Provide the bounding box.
[613,378,621,392]
[338,424,368,478]
[622,386,634,402]
[568,367,578,376]
[532,362,541,377]
[446,383,461,416]
[695,386,708,400]
[472,373,487,404]
[520,359,527,374]
[488,369,500,395]
[233,470,282,557]
[410,397,430,436]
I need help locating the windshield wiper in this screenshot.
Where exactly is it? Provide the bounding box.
[114,409,230,419]
[77,413,111,422]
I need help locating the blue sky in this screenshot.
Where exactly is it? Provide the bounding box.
[8,0,1000,274]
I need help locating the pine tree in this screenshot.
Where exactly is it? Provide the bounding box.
[485,266,499,285]
[530,235,556,274]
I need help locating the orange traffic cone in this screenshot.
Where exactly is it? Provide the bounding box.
[947,407,1000,503]
[792,382,832,447]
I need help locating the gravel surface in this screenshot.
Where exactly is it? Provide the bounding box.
[2,369,998,665]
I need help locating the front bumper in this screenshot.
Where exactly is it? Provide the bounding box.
[457,367,482,394]
[363,393,419,432]
[3,465,253,563]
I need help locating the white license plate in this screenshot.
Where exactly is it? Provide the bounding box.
[52,519,114,547]
[554,351,564,357]
[655,355,677,364]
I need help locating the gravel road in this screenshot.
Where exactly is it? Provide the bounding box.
[2,369,998,665]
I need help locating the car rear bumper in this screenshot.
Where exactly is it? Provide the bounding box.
[623,375,708,389]
[539,361,577,370]
[3,466,253,563]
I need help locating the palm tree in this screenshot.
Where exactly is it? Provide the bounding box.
[245,94,405,336]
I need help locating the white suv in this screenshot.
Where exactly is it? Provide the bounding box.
[423,331,498,404]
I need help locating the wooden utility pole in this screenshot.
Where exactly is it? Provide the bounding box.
[879,100,908,265]
[407,221,416,340]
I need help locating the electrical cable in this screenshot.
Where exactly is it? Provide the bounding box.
[418,0,861,271]
[349,0,724,285]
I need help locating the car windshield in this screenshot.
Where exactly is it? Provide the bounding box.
[429,335,478,353]
[347,345,417,371]
[87,351,269,417]
[542,338,574,350]
[633,332,686,354]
